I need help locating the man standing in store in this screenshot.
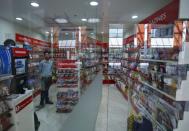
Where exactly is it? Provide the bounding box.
[38,50,54,108]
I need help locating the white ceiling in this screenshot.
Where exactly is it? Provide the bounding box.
[0,0,171,34]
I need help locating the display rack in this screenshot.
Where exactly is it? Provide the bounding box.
[101,42,109,80]
[0,75,14,131]
[55,47,80,113]
[80,38,101,93]
[119,21,189,131]
[107,20,189,131]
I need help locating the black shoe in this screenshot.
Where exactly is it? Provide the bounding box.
[46,101,53,104]
[36,104,45,109]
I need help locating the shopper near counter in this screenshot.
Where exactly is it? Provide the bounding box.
[38,50,54,108]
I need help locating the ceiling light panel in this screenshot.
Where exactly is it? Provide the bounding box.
[30,2,39,7]
[90,1,99,6]
[132,15,138,19]
[88,18,100,23]
[55,18,68,23]
[81,18,87,22]
[16,17,23,21]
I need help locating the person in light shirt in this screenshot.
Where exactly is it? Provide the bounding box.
[38,50,54,108]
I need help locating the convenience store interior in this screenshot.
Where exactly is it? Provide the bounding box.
[0,0,189,131]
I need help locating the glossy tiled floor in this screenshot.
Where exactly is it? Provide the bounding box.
[36,84,70,131]
[36,74,128,131]
[95,85,129,131]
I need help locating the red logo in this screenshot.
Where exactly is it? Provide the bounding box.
[15,96,33,113]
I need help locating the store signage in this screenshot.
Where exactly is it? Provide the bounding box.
[96,41,102,46]
[139,0,179,24]
[15,96,33,113]
[16,33,50,47]
[61,60,77,63]
[102,42,108,48]
[57,60,77,68]
[96,41,109,48]
[103,80,116,84]
[123,35,135,45]
[12,48,29,57]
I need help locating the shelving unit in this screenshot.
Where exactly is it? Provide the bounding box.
[0,45,14,131]
[55,47,80,113]
[110,21,189,131]
[102,42,109,79]
[80,38,101,92]
[0,76,14,131]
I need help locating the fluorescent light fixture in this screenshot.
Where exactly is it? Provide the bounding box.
[101,32,104,34]
[90,1,98,6]
[45,31,49,34]
[88,18,100,23]
[16,17,23,21]
[30,2,39,7]
[132,15,138,19]
[81,18,87,22]
[55,18,68,23]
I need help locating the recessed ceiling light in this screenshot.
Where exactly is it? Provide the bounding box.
[88,18,100,23]
[16,17,23,21]
[132,15,138,19]
[90,1,98,6]
[55,18,68,23]
[30,2,39,7]
[81,18,87,22]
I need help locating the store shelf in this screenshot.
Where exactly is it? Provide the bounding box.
[150,70,179,78]
[0,109,12,117]
[116,84,128,101]
[57,68,78,70]
[0,75,13,81]
[136,103,166,131]
[140,58,178,64]
[139,80,176,100]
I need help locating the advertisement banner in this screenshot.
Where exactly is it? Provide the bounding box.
[15,33,50,47]
[12,48,29,57]
[139,0,179,24]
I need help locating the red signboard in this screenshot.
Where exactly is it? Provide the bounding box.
[15,96,33,113]
[61,60,77,63]
[16,33,50,47]
[96,41,102,46]
[123,35,135,45]
[101,42,109,48]
[12,48,29,57]
[103,80,116,84]
[57,60,77,68]
[139,0,179,24]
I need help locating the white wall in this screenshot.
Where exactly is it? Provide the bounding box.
[179,0,189,19]
[0,18,46,45]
